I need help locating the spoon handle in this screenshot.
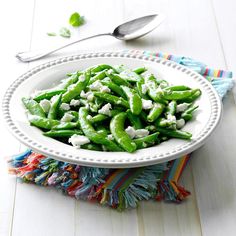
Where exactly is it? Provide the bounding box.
[16,33,112,62]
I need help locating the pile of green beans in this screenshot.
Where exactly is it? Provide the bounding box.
[22,64,201,153]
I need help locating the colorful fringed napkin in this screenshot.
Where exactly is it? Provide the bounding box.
[7,50,234,211]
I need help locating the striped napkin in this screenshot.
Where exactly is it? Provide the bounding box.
[8,50,234,211]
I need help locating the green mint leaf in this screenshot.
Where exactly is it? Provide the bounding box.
[47,32,57,36]
[69,12,85,27]
[59,27,71,38]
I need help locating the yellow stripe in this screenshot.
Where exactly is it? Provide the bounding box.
[172,155,187,181]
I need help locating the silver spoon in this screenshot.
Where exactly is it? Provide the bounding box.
[16,14,165,62]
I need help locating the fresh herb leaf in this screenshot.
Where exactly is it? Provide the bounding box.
[69,12,85,27]
[59,27,71,38]
[47,32,57,36]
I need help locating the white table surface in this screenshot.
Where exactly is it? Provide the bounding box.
[0,0,235,235]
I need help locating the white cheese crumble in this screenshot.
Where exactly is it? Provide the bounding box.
[70,99,80,106]
[60,103,70,111]
[86,115,92,120]
[141,84,148,94]
[39,99,51,113]
[176,119,185,129]
[89,80,111,93]
[134,129,149,138]
[67,84,76,91]
[61,113,74,122]
[166,114,176,123]
[68,135,90,148]
[107,134,114,140]
[125,126,149,139]
[125,126,136,139]
[80,90,94,101]
[79,74,86,82]
[98,103,112,116]
[142,99,153,110]
[176,103,189,113]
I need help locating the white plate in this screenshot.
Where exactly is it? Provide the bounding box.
[2,52,222,168]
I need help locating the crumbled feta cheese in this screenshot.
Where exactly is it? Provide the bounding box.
[39,99,51,113]
[60,103,70,111]
[90,80,103,91]
[100,86,111,93]
[70,99,80,106]
[134,129,149,138]
[125,126,149,139]
[86,115,92,120]
[79,74,86,82]
[142,99,153,110]
[68,134,90,148]
[125,126,136,139]
[176,103,189,113]
[166,114,176,123]
[50,95,59,103]
[85,103,90,110]
[80,90,94,101]
[98,103,112,116]
[176,119,185,129]
[107,134,114,140]
[90,80,111,93]
[141,84,148,94]
[61,113,74,122]
[67,84,76,91]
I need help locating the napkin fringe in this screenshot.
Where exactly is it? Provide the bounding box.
[8,150,190,210]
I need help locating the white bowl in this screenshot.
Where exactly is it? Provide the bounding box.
[2,52,222,168]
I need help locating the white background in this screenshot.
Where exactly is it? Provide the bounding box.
[0,0,235,235]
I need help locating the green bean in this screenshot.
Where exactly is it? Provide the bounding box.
[119,69,142,82]
[48,94,62,119]
[181,105,199,121]
[91,64,114,73]
[179,89,202,103]
[33,89,66,102]
[162,89,196,100]
[52,121,79,130]
[147,103,165,122]
[156,127,192,140]
[133,67,147,74]
[110,112,137,153]
[121,86,142,115]
[166,101,177,115]
[165,85,191,91]
[28,115,59,130]
[43,129,83,137]
[22,98,46,117]
[133,132,159,149]
[62,71,90,103]
[79,107,123,151]
[90,114,109,123]
[93,92,129,108]
[127,110,143,129]
[57,73,80,89]
[105,70,130,86]
[101,80,126,98]
[88,70,107,85]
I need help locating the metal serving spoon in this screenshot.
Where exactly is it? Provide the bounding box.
[16,14,165,62]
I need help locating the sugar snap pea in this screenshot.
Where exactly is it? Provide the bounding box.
[33,89,66,102]
[121,85,142,115]
[181,105,199,121]
[101,80,126,98]
[93,92,129,108]
[28,115,59,129]
[105,70,130,86]
[133,67,147,75]
[156,127,192,140]
[52,121,79,130]
[88,70,107,85]
[110,112,137,153]
[127,110,142,129]
[147,102,165,122]
[48,94,62,119]
[43,129,83,137]
[62,71,90,103]
[22,98,46,117]
[79,107,122,151]
[133,132,159,149]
